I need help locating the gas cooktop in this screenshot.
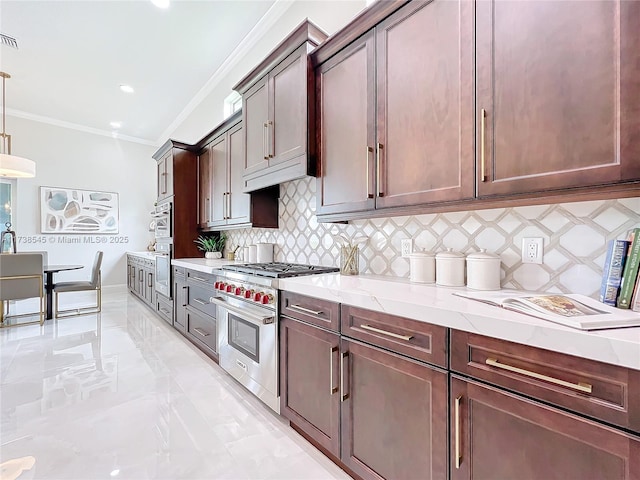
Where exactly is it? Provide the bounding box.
[221,262,339,278]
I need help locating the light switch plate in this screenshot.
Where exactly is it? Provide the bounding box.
[522,237,543,264]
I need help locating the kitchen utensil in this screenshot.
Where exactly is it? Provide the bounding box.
[256,243,274,263]
[409,251,435,283]
[435,248,465,287]
[340,245,359,275]
[466,249,501,290]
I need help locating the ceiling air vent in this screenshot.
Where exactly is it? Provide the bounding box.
[0,34,18,49]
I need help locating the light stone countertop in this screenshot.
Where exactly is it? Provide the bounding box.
[171,257,241,273]
[278,273,640,371]
[127,251,158,260]
[166,261,640,370]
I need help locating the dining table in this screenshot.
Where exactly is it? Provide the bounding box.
[43,264,83,320]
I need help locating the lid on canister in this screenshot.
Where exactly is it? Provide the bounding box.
[409,250,434,258]
[466,249,500,261]
[435,247,464,258]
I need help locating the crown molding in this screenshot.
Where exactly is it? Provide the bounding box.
[155,0,295,144]
[7,108,159,147]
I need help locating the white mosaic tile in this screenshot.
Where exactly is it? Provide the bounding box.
[223,177,640,298]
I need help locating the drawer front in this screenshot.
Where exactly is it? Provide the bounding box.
[186,308,217,354]
[173,266,185,278]
[341,305,447,368]
[280,291,340,332]
[187,269,216,287]
[156,295,173,325]
[450,330,640,434]
[188,284,217,318]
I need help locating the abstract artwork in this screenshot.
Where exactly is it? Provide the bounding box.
[40,186,119,233]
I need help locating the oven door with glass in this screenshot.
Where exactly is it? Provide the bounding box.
[154,242,171,299]
[154,201,172,239]
[213,296,279,413]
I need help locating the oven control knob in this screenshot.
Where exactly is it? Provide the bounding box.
[254,292,263,302]
[234,287,244,296]
[214,281,220,289]
[261,294,273,305]
[217,282,225,291]
[226,284,234,293]
[244,289,254,299]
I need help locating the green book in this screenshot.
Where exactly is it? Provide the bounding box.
[617,227,640,309]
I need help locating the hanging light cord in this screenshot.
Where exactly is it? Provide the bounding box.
[0,72,9,154]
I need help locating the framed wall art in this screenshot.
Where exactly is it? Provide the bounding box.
[40,186,119,234]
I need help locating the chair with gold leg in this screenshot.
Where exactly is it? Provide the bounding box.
[54,251,103,318]
[0,253,45,328]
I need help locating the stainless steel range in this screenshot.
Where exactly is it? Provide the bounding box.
[211,262,339,413]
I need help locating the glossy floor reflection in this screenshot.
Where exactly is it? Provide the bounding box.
[0,291,351,480]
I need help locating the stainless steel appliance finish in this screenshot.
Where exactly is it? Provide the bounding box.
[154,241,171,299]
[153,200,172,239]
[214,263,339,413]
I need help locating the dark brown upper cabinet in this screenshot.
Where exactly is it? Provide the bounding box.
[315,0,475,218]
[311,0,640,222]
[476,0,640,197]
[197,112,279,231]
[233,20,328,193]
[152,140,200,258]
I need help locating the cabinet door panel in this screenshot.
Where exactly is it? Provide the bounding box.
[317,31,376,216]
[477,0,640,196]
[198,146,212,227]
[271,48,306,166]
[376,0,474,208]
[227,122,250,225]
[210,135,227,227]
[243,76,270,176]
[280,316,340,457]
[450,376,640,480]
[341,338,447,480]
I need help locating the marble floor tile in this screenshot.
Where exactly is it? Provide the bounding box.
[0,291,351,480]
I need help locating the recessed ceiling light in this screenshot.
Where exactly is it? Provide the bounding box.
[151,0,170,9]
[110,121,122,129]
[119,84,134,94]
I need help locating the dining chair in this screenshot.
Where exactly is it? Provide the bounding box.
[54,251,103,318]
[0,253,45,328]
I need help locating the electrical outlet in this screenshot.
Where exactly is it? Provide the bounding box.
[522,237,543,264]
[401,239,413,258]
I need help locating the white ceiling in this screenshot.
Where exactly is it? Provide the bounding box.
[0,0,283,145]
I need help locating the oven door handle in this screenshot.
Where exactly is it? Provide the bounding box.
[208,296,275,325]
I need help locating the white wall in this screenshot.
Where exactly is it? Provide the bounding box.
[169,0,368,143]
[9,115,156,286]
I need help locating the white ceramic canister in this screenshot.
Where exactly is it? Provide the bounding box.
[241,246,250,262]
[435,248,466,287]
[247,245,258,263]
[256,242,274,263]
[466,249,501,290]
[409,251,436,283]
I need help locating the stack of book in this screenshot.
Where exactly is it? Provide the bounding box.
[599,227,640,312]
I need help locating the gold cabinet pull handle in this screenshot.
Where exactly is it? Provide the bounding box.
[193,327,210,337]
[341,351,349,402]
[360,324,413,341]
[330,346,338,394]
[480,108,487,182]
[268,121,274,158]
[455,395,462,469]
[263,122,269,160]
[486,357,592,394]
[289,304,323,316]
[227,191,231,220]
[366,146,374,199]
[376,143,384,197]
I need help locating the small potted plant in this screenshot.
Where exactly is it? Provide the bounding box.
[194,233,226,259]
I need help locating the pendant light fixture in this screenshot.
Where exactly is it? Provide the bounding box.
[0,72,35,178]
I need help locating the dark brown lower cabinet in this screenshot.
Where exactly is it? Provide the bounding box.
[450,375,640,480]
[279,316,340,457]
[341,338,448,480]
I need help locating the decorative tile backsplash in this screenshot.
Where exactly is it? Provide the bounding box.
[224,177,640,298]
